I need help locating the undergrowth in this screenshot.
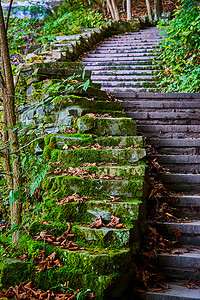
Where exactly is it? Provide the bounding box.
[157,0,200,92]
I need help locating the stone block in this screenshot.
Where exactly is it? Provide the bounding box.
[77,117,137,136]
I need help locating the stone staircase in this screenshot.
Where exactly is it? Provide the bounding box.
[83,27,163,93]
[82,26,200,299]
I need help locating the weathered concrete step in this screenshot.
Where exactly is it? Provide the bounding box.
[126,112,200,120]
[102,87,158,93]
[91,75,156,81]
[150,155,200,173]
[160,173,200,193]
[84,65,157,70]
[174,196,200,218]
[157,252,200,280]
[97,46,158,50]
[157,221,200,246]
[137,125,200,138]
[92,70,158,75]
[161,173,200,184]
[122,101,200,109]
[104,38,162,42]
[83,56,157,62]
[148,138,200,155]
[88,51,156,56]
[97,82,156,88]
[136,282,200,299]
[83,61,156,66]
[101,42,160,46]
[114,92,200,99]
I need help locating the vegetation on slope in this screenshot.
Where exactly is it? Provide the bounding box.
[157,0,200,92]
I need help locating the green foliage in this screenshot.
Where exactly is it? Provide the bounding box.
[157,0,200,92]
[43,7,105,35]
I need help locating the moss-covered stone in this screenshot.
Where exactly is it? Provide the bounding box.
[0,260,34,288]
[53,95,122,112]
[72,226,130,248]
[77,117,137,136]
[49,148,146,165]
[42,175,144,199]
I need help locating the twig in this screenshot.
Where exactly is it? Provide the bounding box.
[5,0,14,33]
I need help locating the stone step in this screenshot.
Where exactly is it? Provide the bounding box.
[157,221,200,246]
[137,125,200,138]
[101,42,160,46]
[174,196,200,219]
[148,138,200,155]
[73,225,130,248]
[43,175,145,199]
[52,134,144,149]
[136,282,200,300]
[82,56,157,62]
[92,70,158,75]
[91,75,156,81]
[160,173,200,193]
[122,101,200,109]
[90,49,156,54]
[126,112,200,121]
[97,46,158,50]
[102,87,158,93]
[114,92,200,100]
[157,252,200,280]
[96,81,156,87]
[83,61,156,66]
[49,147,146,166]
[84,65,157,70]
[76,116,137,136]
[150,154,200,173]
[87,53,157,58]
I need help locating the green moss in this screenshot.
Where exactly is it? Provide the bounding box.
[35,267,119,300]
[0,260,34,288]
[43,135,57,158]
[42,175,144,199]
[49,148,146,165]
[77,117,137,136]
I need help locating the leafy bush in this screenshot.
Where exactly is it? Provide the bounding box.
[43,6,105,35]
[157,0,200,92]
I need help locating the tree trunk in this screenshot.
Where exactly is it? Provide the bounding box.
[107,0,119,20]
[126,0,132,20]
[0,2,22,245]
[106,0,115,19]
[154,0,163,20]
[145,0,153,21]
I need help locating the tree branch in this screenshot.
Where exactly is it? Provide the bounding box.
[5,0,14,33]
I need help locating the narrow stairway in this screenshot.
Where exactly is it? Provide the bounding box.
[83,27,163,93]
[83,27,200,299]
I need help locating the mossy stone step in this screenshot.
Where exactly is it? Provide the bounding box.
[44,198,142,224]
[77,116,136,136]
[49,148,146,165]
[45,134,144,150]
[82,164,145,178]
[52,95,123,112]
[42,175,144,199]
[72,226,130,248]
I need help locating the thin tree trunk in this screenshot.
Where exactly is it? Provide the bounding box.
[154,0,163,20]
[111,0,119,20]
[145,0,153,21]
[127,0,132,20]
[106,0,115,20]
[0,2,22,245]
